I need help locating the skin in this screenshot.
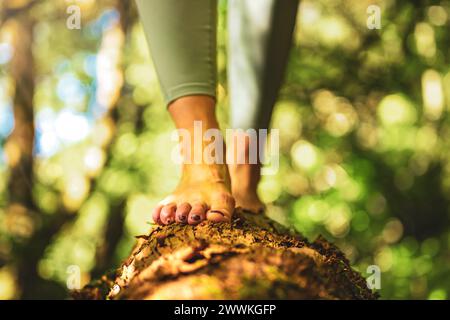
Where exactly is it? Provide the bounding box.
[227,130,265,214]
[153,95,264,226]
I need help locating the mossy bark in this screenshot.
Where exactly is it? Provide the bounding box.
[74,210,377,300]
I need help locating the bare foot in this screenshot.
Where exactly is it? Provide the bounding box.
[228,131,265,214]
[152,96,235,226]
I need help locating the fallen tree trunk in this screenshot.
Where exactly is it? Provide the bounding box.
[74,210,377,300]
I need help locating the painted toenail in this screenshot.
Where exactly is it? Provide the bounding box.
[192,215,200,221]
[180,215,186,221]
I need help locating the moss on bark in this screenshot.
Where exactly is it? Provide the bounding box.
[73,210,377,300]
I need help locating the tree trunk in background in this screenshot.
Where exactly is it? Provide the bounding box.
[91,0,135,278]
[4,9,42,299]
[6,14,35,208]
[75,211,377,300]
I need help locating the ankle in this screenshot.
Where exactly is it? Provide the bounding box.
[183,162,230,182]
[169,96,218,130]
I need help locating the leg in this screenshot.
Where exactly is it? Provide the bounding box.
[227,0,299,212]
[136,0,234,225]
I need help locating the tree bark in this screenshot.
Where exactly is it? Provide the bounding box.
[74,210,377,300]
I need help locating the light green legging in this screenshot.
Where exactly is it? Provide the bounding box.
[135,0,299,130]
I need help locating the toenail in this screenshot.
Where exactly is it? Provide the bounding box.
[179,215,186,221]
[192,214,200,221]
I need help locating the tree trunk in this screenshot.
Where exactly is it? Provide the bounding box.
[74,210,377,300]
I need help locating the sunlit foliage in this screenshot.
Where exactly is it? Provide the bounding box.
[0,0,449,299]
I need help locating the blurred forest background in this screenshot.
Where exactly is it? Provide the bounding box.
[0,0,449,299]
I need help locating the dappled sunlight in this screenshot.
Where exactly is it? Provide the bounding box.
[422,69,444,121]
[0,0,449,300]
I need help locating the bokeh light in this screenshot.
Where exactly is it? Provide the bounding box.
[0,0,449,300]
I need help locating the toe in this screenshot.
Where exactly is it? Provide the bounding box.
[188,202,207,225]
[160,203,176,225]
[207,192,235,223]
[176,202,191,223]
[152,204,164,225]
[206,211,229,222]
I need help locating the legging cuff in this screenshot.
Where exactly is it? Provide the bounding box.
[165,83,216,106]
